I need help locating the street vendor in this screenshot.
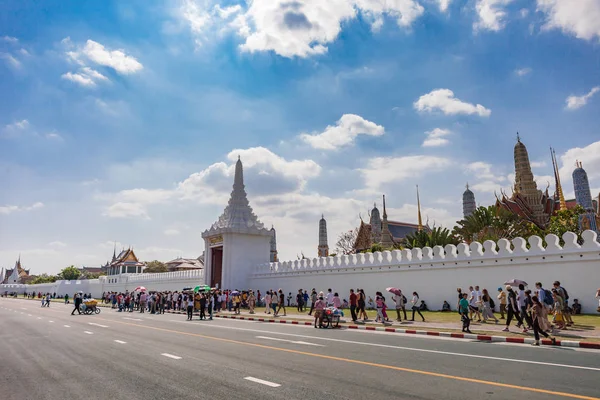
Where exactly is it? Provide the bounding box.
[313,293,326,328]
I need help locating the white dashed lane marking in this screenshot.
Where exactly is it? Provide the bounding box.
[89,322,109,328]
[244,377,281,388]
[114,340,127,344]
[161,353,182,360]
[84,331,94,335]
[64,325,70,328]
[256,336,324,347]
[123,317,142,321]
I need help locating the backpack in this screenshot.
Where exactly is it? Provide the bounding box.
[402,295,407,304]
[489,298,495,309]
[561,287,569,300]
[543,289,554,306]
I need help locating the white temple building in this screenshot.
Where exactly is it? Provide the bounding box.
[201,156,273,290]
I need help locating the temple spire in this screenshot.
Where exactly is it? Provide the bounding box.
[417,185,423,231]
[381,195,394,248]
[318,214,329,257]
[551,147,567,211]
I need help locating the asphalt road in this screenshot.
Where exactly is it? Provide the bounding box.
[1,298,598,400]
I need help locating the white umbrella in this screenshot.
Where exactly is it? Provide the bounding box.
[504,279,528,286]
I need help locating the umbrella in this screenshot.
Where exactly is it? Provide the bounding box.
[134,286,146,292]
[504,279,528,287]
[230,290,240,296]
[194,285,211,293]
[386,287,402,296]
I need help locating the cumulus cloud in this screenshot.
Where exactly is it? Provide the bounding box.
[5,119,29,131]
[1,36,18,43]
[359,155,453,190]
[559,140,600,185]
[230,0,424,58]
[474,0,513,32]
[62,71,96,87]
[436,0,452,12]
[299,114,385,150]
[414,89,491,117]
[102,147,322,218]
[422,128,451,147]
[62,38,142,75]
[537,0,600,41]
[0,52,21,68]
[565,86,599,110]
[0,202,44,215]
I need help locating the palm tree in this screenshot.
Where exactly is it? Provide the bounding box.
[405,227,459,249]
[453,205,534,243]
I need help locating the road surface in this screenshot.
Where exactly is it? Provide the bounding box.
[0,298,598,400]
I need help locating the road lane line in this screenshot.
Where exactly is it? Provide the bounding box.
[84,331,93,335]
[256,336,324,347]
[27,314,31,316]
[89,322,109,328]
[114,340,127,344]
[169,321,600,372]
[123,317,142,321]
[49,321,54,323]
[161,353,182,360]
[99,317,598,400]
[37,317,42,319]
[244,377,281,388]
[64,325,70,328]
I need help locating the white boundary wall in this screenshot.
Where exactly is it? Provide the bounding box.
[249,231,600,313]
[0,269,205,298]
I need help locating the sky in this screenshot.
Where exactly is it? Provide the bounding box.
[1,0,600,275]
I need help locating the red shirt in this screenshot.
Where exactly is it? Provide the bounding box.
[350,292,357,306]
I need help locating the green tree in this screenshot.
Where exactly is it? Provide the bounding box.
[143,260,168,273]
[405,227,460,249]
[531,205,585,244]
[453,205,534,244]
[29,273,58,284]
[57,265,81,281]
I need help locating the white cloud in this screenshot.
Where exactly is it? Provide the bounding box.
[18,48,29,56]
[474,0,513,32]
[103,202,150,219]
[1,52,21,68]
[0,202,44,215]
[62,71,96,87]
[61,66,109,87]
[5,119,29,131]
[519,8,530,18]
[565,86,600,110]
[62,38,142,75]
[359,155,453,190]
[45,132,64,141]
[537,0,600,41]
[232,0,424,58]
[1,36,18,43]
[559,141,600,185]
[414,89,491,117]
[422,128,451,147]
[436,0,452,12]
[515,67,532,77]
[467,161,497,180]
[471,180,503,193]
[299,114,385,150]
[48,241,67,248]
[164,229,180,236]
[214,4,243,19]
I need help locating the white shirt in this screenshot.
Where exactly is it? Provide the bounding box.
[517,290,526,308]
[393,294,404,307]
[326,292,334,305]
[469,291,477,306]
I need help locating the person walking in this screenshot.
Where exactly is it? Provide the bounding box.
[393,290,405,322]
[186,295,194,321]
[264,290,272,314]
[375,292,385,324]
[517,284,532,332]
[497,287,507,319]
[332,292,342,309]
[64,293,69,305]
[313,293,326,328]
[459,293,472,333]
[481,289,499,323]
[71,292,82,315]
[554,281,573,326]
[275,289,286,317]
[248,290,256,314]
[199,293,207,320]
[552,289,566,330]
[530,295,556,346]
[308,289,317,316]
[296,289,304,312]
[326,289,334,307]
[410,292,425,322]
[349,289,358,322]
[503,286,523,332]
[358,289,368,321]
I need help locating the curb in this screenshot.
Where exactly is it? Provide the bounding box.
[163,310,600,349]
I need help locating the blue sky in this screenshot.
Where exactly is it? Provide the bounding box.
[1,0,599,275]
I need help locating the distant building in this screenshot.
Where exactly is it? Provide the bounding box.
[1,256,30,284]
[165,256,204,272]
[573,161,599,233]
[103,248,145,284]
[318,215,329,257]
[270,227,278,262]
[462,184,476,218]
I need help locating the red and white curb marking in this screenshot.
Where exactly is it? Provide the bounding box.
[164,310,600,349]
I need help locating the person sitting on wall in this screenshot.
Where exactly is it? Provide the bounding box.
[442,301,451,312]
[572,299,582,315]
[419,300,429,311]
